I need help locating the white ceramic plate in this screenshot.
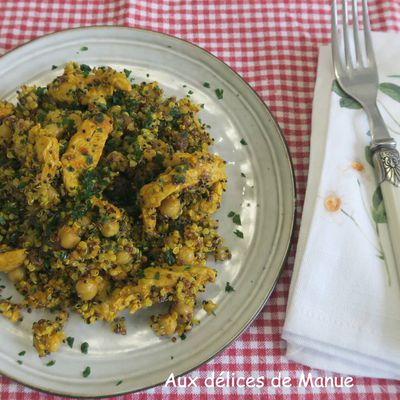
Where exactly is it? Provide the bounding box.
[0,27,295,397]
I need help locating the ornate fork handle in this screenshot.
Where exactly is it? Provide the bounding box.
[373,146,400,188]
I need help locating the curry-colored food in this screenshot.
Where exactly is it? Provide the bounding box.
[0,62,230,357]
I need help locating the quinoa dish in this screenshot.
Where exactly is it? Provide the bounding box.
[0,62,230,357]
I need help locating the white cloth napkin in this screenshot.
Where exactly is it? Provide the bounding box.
[282,32,400,380]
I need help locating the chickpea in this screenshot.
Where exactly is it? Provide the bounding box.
[101,221,119,237]
[116,250,132,265]
[160,196,181,219]
[177,246,195,265]
[59,226,80,249]
[76,277,99,301]
[8,266,26,283]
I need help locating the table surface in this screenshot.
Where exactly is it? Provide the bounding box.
[0,1,399,399]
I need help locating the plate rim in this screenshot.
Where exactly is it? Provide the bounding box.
[0,25,297,398]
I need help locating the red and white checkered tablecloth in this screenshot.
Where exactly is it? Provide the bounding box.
[1,0,400,399]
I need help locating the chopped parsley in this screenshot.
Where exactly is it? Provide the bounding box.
[170,107,182,119]
[154,153,165,165]
[240,138,248,145]
[94,113,104,123]
[172,174,186,184]
[165,249,176,266]
[203,82,211,88]
[228,211,241,225]
[85,154,94,165]
[81,342,89,354]
[232,214,241,225]
[180,333,187,340]
[123,69,132,78]
[51,65,58,70]
[188,90,193,95]
[233,229,244,239]
[80,64,91,77]
[154,272,160,280]
[116,380,123,386]
[225,282,235,292]
[241,172,246,178]
[80,46,89,51]
[17,360,23,365]
[82,366,91,378]
[174,163,189,173]
[66,337,75,348]
[18,351,26,356]
[46,360,56,367]
[215,88,224,99]
[36,87,46,97]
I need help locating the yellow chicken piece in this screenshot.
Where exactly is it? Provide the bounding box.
[61,115,113,195]
[35,135,61,184]
[48,62,131,105]
[0,249,27,272]
[94,264,216,322]
[139,152,226,233]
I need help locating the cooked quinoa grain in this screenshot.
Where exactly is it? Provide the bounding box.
[0,62,231,356]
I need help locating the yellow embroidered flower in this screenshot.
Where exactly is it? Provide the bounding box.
[324,195,341,212]
[351,161,364,172]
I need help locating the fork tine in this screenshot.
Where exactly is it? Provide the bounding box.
[331,0,344,75]
[361,0,377,67]
[342,0,353,68]
[352,0,362,66]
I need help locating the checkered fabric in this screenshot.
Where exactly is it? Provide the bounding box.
[0,0,400,399]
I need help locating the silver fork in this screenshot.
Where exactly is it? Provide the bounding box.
[332,0,400,270]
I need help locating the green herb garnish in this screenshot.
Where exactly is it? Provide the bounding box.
[172,174,186,184]
[18,351,26,356]
[154,272,160,280]
[225,282,235,292]
[123,69,131,78]
[82,366,91,378]
[46,360,56,367]
[215,88,224,99]
[233,230,244,239]
[94,113,104,123]
[240,138,248,145]
[66,337,74,348]
[232,214,241,225]
[116,380,123,386]
[81,342,89,354]
[165,250,176,266]
[203,82,210,88]
[80,46,89,51]
[80,64,91,77]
